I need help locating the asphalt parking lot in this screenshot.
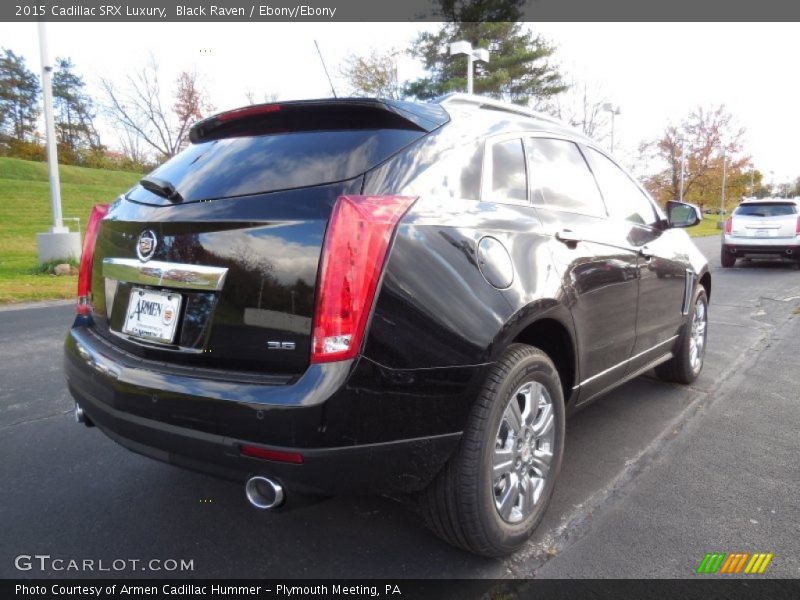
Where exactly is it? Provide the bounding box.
[1,235,798,579]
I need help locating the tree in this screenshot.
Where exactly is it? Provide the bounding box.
[0,48,40,141]
[639,105,750,211]
[102,58,213,161]
[540,78,610,140]
[244,89,279,104]
[173,71,212,151]
[405,2,567,105]
[340,48,400,99]
[52,57,100,156]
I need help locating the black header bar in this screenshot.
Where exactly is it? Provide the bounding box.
[4,0,800,22]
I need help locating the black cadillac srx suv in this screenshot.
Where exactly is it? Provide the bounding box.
[65,94,710,557]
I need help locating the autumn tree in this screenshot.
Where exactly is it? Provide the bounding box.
[639,105,750,212]
[52,57,101,157]
[0,48,40,141]
[102,58,213,161]
[405,1,567,105]
[340,48,400,99]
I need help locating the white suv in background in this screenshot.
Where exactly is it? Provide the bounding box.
[721,197,800,267]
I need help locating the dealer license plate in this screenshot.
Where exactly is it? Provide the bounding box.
[122,288,182,344]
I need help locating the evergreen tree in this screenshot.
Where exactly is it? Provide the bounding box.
[52,57,101,153]
[0,48,40,140]
[405,1,567,105]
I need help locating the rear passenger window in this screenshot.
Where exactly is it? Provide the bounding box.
[584,148,658,227]
[489,139,527,203]
[525,138,606,218]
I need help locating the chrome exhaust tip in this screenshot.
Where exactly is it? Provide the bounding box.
[74,403,94,427]
[245,476,285,510]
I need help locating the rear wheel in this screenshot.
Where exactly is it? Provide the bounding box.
[720,247,736,268]
[419,344,565,557]
[656,287,708,384]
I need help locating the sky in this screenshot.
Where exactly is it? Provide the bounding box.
[1,21,798,183]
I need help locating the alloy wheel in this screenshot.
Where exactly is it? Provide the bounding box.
[492,381,555,524]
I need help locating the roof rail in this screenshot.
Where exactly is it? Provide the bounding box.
[436,93,569,128]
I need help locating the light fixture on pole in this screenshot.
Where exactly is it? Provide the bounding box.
[602,103,621,153]
[35,22,81,264]
[449,41,490,95]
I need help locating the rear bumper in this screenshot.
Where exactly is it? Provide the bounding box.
[65,322,478,496]
[722,236,800,256]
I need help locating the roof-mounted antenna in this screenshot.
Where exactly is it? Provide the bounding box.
[314,40,337,98]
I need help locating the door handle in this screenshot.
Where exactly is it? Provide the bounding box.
[555,229,581,246]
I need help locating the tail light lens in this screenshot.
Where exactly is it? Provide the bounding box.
[77,203,109,315]
[311,195,416,363]
[724,217,733,234]
[796,215,800,235]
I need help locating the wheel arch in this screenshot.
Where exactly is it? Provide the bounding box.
[492,301,579,406]
[699,269,711,303]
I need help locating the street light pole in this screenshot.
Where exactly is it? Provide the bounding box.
[449,41,489,95]
[35,23,81,264]
[718,150,727,227]
[602,103,621,153]
[38,22,65,234]
[679,138,686,203]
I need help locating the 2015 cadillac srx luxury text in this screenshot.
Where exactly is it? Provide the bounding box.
[65,95,710,556]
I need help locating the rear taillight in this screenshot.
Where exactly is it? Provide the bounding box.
[310,195,416,363]
[724,217,733,234]
[76,203,109,315]
[796,215,800,235]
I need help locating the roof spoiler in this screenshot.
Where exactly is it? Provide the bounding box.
[189,98,450,143]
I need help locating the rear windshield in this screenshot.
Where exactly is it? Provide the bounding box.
[734,203,797,217]
[127,128,423,204]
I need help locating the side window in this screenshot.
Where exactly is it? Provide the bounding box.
[584,148,659,227]
[488,138,527,203]
[525,138,606,218]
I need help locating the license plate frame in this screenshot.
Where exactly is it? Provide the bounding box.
[122,287,182,344]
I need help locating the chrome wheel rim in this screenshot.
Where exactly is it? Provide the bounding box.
[689,298,707,371]
[493,381,555,524]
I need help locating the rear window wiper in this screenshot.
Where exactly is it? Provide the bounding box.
[140,176,183,203]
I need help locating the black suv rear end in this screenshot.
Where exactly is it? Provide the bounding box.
[66,95,710,556]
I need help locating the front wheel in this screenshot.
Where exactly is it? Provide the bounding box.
[419,344,565,557]
[655,287,708,384]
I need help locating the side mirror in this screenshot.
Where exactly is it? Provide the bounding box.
[666,200,702,228]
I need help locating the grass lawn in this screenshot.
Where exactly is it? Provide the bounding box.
[688,214,725,238]
[0,157,140,303]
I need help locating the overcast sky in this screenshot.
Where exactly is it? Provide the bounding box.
[1,21,798,183]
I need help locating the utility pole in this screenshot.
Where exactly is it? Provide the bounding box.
[35,22,81,263]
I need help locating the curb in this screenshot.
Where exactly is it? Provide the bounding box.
[0,299,73,313]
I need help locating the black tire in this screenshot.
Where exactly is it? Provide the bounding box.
[655,287,708,384]
[419,344,565,557]
[720,247,736,268]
